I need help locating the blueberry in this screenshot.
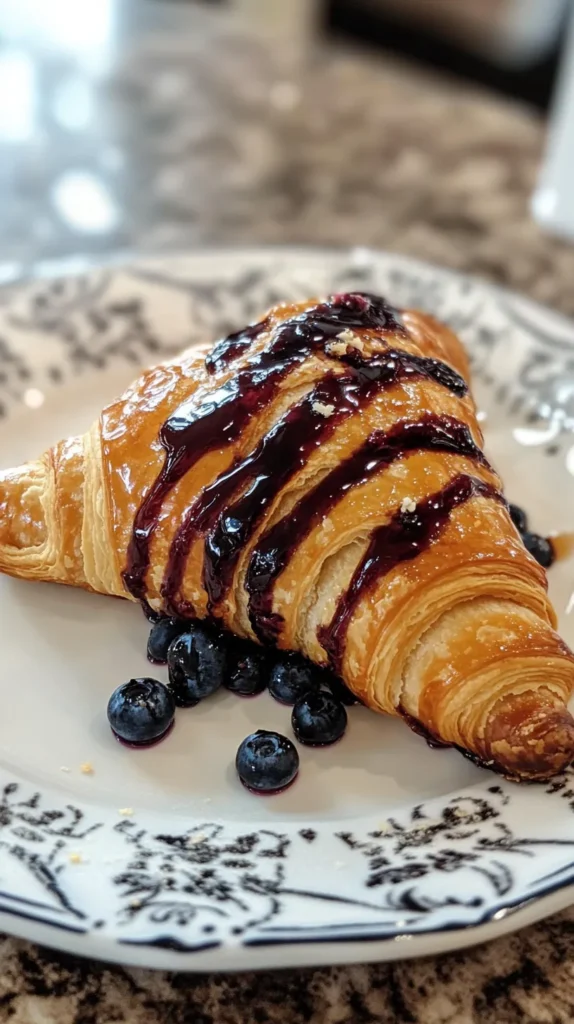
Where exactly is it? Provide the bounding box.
[147,616,188,664]
[292,691,348,746]
[235,730,299,793]
[225,642,268,697]
[522,531,555,569]
[167,624,227,706]
[269,653,319,705]
[107,678,175,745]
[509,503,528,534]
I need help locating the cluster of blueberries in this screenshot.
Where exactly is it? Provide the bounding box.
[107,614,358,794]
[509,504,555,569]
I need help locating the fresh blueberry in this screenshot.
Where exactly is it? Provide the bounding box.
[107,678,175,746]
[522,531,555,569]
[509,503,528,534]
[292,691,348,746]
[147,616,188,664]
[235,730,299,793]
[167,623,227,706]
[225,642,268,697]
[269,653,320,705]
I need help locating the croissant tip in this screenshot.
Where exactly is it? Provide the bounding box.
[485,702,574,781]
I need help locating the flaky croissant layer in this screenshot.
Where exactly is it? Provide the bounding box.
[1,291,573,780]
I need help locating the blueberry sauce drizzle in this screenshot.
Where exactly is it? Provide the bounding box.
[206,317,270,374]
[123,359,293,602]
[162,354,469,612]
[202,366,467,612]
[246,416,490,643]
[124,292,468,606]
[319,474,505,675]
[128,293,396,601]
[205,292,406,374]
[164,372,346,612]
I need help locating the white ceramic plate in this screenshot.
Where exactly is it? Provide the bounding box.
[1,247,574,973]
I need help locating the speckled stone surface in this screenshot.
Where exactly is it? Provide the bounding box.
[2,1,574,319]
[3,913,574,1023]
[3,4,574,1022]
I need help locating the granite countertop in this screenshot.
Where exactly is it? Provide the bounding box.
[3,3,574,1022]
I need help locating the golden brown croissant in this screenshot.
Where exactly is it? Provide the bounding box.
[2,291,574,780]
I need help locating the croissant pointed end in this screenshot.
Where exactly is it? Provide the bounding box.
[0,462,47,555]
[0,443,90,589]
[485,695,574,781]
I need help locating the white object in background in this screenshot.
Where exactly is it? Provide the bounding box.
[496,0,569,64]
[367,0,569,65]
[533,4,574,242]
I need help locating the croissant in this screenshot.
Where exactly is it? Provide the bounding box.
[2,291,574,780]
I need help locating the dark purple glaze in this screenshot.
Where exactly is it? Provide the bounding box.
[123,359,294,602]
[205,292,406,375]
[319,474,504,675]
[160,375,346,612]
[125,292,467,605]
[246,416,489,643]
[236,293,409,374]
[163,353,468,613]
[341,347,467,397]
[161,373,350,611]
[161,351,467,612]
[267,292,406,351]
[206,316,270,374]
[161,454,248,615]
[182,375,344,611]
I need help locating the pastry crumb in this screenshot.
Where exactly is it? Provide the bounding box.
[312,401,335,418]
[337,328,364,351]
[69,852,83,864]
[326,339,347,357]
[80,762,94,775]
[118,807,134,817]
[400,497,417,514]
[129,898,142,909]
[60,766,71,773]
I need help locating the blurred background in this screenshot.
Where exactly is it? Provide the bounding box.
[1,0,574,310]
